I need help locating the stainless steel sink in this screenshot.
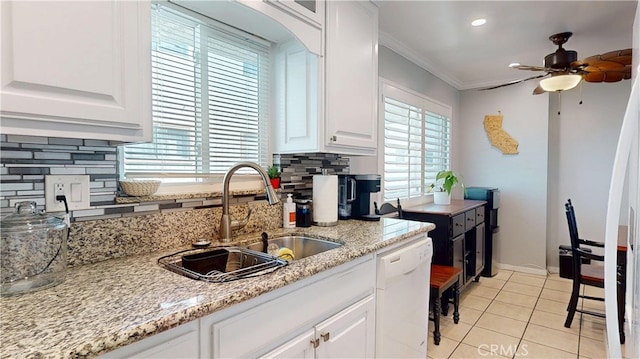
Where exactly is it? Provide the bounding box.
[244,236,342,260]
[158,247,287,282]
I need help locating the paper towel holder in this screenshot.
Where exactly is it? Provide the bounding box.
[312,169,338,227]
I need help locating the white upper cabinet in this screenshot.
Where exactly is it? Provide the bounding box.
[272,39,321,153]
[273,0,378,155]
[267,0,325,29]
[324,1,378,154]
[0,0,151,143]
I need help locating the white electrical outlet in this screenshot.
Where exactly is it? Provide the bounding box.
[45,175,91,212]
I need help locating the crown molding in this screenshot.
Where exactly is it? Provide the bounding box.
[378,31,464,90]
[378,31,531,91]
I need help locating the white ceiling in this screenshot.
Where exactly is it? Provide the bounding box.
[377,0,637,90]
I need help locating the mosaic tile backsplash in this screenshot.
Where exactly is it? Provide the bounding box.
[0,134,350,266]
[274,153,350,199]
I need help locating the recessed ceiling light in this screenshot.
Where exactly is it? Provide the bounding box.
[509,62,520,68]
[471,18,487,27]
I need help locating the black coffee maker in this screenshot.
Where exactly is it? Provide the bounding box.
[338,174,381,221]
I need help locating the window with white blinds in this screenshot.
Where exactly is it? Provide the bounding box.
[122,3,270,177]
[381,82,451,201]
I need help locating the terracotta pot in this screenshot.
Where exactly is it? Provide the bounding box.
[270,178,281,189]
[433,191,451,205]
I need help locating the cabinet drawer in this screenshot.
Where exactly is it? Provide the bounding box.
[452,214,465,237]
[476,209,485,224]
[465,210,476,231]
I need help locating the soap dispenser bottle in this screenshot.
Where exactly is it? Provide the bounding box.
[283,194,296,228]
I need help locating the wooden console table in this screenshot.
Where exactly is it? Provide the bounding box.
[403,200,487,288]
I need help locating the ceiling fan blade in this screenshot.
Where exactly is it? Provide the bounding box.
[511,64,548,71]
[479,73,549,91]
[572,48,632,69]
[583,69,631,83]
[571,48,632,83]
[511,64,564,72]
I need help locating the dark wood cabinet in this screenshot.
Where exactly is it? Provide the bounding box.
[403,200,487,288]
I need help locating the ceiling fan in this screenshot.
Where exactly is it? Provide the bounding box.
[483,32,632,95]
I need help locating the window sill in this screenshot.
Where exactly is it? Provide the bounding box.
[117,174,272,204]
[114,188,274,204]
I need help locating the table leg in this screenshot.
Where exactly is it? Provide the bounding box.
[441,291,449,316]
[434,294,441,345]
[453,280,460,324]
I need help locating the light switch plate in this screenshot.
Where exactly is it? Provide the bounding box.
[45,175,90,212]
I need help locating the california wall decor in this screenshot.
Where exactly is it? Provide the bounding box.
[484,112,519,155]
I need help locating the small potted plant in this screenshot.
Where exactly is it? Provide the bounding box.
[428,170,463,205]
[267,165,281,189]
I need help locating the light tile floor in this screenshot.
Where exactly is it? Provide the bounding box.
[427,270,632,359]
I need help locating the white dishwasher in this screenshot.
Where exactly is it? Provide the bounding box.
[376,236,433,358]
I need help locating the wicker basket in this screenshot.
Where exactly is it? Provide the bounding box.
[119,180,161,197]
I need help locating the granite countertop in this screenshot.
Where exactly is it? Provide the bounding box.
[0,218,434,358]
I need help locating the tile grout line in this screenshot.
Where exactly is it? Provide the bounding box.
[508,274,550,359]
[441,272,589,359]
[446,272,514,359]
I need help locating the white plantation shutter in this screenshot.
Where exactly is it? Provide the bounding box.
[423,111,450,189]
[381,82,451,201]
[122,4,270,176]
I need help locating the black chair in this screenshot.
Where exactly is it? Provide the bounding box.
[374,198,403,218]
[563,199,624,343]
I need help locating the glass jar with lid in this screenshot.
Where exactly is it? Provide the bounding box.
[1,201,68,296]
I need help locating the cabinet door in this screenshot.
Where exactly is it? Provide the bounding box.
[315,295,375,358]
[452,234,465,283]
[260,329,315,359]
[325,1,378,153]
[0,0,151,142]
[272,39,320,153]
[475,222,485,274]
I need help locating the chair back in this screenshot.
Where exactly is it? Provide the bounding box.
[564,200,582,278]
[375,198,403,218]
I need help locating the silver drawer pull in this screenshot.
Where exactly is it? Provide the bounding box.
[321,332,330,342]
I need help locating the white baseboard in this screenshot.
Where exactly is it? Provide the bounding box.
[497,262,548,276]
[547,266,560,274]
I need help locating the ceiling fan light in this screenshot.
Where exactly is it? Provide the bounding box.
[539,74,582,92]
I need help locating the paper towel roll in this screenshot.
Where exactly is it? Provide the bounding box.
[313,174,338,226]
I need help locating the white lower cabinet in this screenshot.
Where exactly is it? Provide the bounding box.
[262,295,375,358]
[201,255,375,358]
[314,295,375,358]
[261,329,316,359]
[100,321,199,359]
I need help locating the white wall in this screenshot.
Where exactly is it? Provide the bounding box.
[546,81,631,267]
[459,82,549,272]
